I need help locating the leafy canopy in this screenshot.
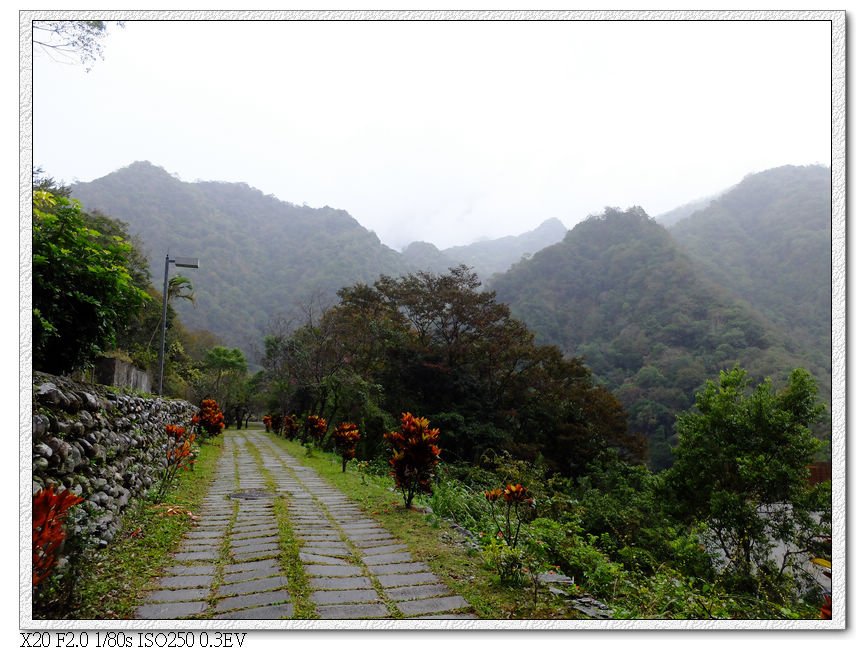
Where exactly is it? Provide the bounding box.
[667,367,829,592]
[32,191,150,374]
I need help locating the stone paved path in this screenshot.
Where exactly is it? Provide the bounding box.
[134,429,474,620]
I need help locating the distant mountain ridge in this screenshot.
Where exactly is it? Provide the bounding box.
[490,164,831,468]
[668,164,830,379]
[71,161,409,354]
[70,161,566,356]
[402,217,567,281]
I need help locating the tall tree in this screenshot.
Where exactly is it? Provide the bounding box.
[32,190,149,374]
[666,367,829,594]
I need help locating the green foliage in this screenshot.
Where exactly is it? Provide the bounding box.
[491,201,828,469]
[70,162,410,360]
[32,191,150,374]
[667,367,830,595]
[669,165,831,448]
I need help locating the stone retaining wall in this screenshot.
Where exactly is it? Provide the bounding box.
[31,372,197,547]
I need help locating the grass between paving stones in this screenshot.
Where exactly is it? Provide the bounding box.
[242,439,317,619]
[263,432,536,620]
[68,435,225,619]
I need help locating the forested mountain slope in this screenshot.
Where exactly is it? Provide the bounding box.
[490,206,826,469]
[668,164,830,383]
[71,162,411,353]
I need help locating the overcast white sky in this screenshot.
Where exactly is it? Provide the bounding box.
[30,16,831,250]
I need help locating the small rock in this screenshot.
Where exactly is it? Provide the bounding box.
[34,442,53,459]
[32,414,50,438]
[36,382,65,407]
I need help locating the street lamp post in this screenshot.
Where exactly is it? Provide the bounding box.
[157,254,199,395]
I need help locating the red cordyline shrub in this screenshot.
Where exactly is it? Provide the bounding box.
[384,412,442,509]
[156,424,197,500]
[283,414,300,440]
[332,422,361,472]
[193,399,225,438]
[262,415,272,432]
[33,486,84,586]
[306,415,327,445]
[484,483,535,547]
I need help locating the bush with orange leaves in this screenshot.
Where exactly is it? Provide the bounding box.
[384,412,442,508]
[332,422,361,472]
[192,399,225,438]
[262,415,272,432]
[283,414,300,440]
[484,483,535,548]
[156,424,197,500]
[33,486,84,587]
[305,415,327,446]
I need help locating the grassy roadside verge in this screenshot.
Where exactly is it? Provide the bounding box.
[67,435,224,619]
[263,432,569,619]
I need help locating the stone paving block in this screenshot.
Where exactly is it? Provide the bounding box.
[232,529,279,541]
[362,552,414,566]
[303,546,352,558]
[146,588,210,602]
[376,572,440,588]
[310,589,380,605]
[230,536,280,548]
[337,521,381,528]
[135,601,208,619]
[214,603,294,619]
[352,537,402,549]
[295,534,342,542]
[165,564,217,577]
[384,583,451,602]
[232,524,276,534]
[184,531,224,540]
[396,595,470,617]
[316,603,390,619]
[217,575,288,597]
[232,543,280,556]
[299,552,349,565]
[173,550,220,562]
[224,559,280,574]
[304,564,364,577]
[345,530,391,542]
[411,614,479,619]
[307,576,374,590]
[157,574,213,589]
[361,544,408,556]
[308,540,351,550]
[222,565,282,584]
[215,590,291,613]
[367,561,431,576]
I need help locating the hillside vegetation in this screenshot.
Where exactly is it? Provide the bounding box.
[71,162,566,354]
[669,165,830,383]
[490,205,827,469]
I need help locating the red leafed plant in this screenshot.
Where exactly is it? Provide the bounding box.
[156,424,197,500]
[305,415,327,446]
[332,422,362,472]
[262,415,272,432]
[484,482,535,547]
[384,412,442,508]
[283,414,300,440]
[33,486,84,586]
[193,399,225,438]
